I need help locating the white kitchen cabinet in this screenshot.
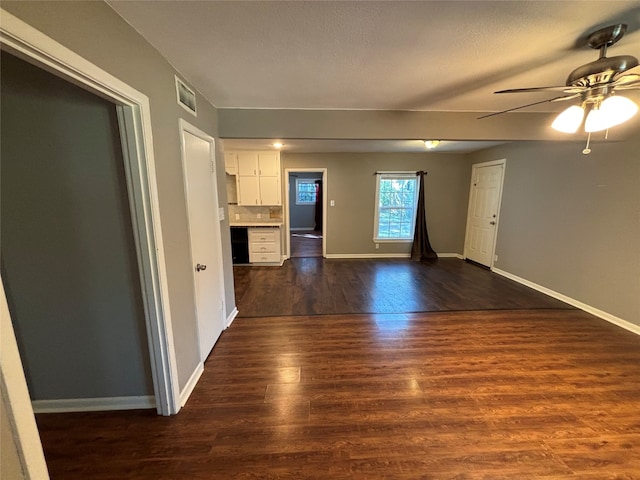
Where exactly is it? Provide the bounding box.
[248,227,281,263]
[224,152,238,175]
[231,151,281,206]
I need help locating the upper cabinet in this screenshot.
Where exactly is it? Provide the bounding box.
[224,152,238,175]
[226,151,281,206]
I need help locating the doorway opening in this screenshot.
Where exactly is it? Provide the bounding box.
[1,10,180,421]
[284,169,327,258]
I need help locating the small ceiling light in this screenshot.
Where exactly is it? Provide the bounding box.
[272,142,283,149]
[551,105,585,133]
[424,140,440,149]
[585,95,638,132]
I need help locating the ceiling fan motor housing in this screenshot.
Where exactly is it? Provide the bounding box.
[567,55,639,88]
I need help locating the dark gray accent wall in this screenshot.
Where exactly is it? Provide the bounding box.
[1,53,153,399]
[470,138,640,326]
[282,153,472,255]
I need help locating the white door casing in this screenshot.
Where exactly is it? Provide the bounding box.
[0,7,180,424]
[284,168,328,259]
[464,160,506,268]
[179,121,226,363]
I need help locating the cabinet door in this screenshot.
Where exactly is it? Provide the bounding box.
[259,176,281,205]
[258,152,279,176]
[237,176,260,205]
[237,152,259,176]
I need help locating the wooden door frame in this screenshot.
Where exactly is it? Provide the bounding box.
[178,119,226,375]
[463,159,506,269]
[1,6,180,433]
[284,168,328,259]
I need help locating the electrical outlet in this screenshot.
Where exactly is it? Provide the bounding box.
[234,213,240,220]
[375,244,379,249]
[257,213,262,219]
[494,254,498,261]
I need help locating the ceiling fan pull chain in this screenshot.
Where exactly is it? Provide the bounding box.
[583,132,592,155]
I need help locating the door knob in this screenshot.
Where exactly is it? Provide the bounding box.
[196,263,207,272]
[489,221,496,225]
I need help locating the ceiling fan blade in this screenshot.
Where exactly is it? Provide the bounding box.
[495,86,585,94]
[613,64,640,82]
[612,77,640,89]
[477,95,578,120]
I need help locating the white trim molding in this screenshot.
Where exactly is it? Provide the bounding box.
[227,307,239,328]
[1,277,50,479]
[32,396,156,414]
[437,253,464,259]
[326,253,411,259]
[492,267,640,336]
[0,8,180,415]
[179,363,204,407]
[325,252,462,260]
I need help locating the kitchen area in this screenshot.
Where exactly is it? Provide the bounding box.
[225,150,284,265]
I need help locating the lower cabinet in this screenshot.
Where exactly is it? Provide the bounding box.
[248,227,281,263]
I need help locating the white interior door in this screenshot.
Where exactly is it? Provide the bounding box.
[181,127,225,362]
[464,161,505,267]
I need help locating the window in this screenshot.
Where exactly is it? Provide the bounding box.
[374,173,418,242]
[295,178,318,205]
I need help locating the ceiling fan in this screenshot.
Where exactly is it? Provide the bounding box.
[481,24,640,152]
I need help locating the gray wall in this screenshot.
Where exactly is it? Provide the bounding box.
[288,172,322,230]
[2,1,234,393]
[470,138,640,326]
[1,53,153,399]
[282,153,472,256]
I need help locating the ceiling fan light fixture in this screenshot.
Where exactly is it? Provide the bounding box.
[551,105,585,133]
[584,95,638,132]
[424,140,440,149]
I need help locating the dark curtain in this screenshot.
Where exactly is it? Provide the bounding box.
[314,179,323,233]
[411,171,437,262]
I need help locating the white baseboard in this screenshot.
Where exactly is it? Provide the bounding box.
[437,253,464,259]
[226,307,239,328]
[326,253,411,259]
[32,395,155,413]
[325,253,463,260]
[179,362,204,407]
[492,267,640,336]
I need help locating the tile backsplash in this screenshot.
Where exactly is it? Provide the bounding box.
[228,205,283,222]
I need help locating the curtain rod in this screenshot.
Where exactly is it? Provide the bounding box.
[373,171,428,175]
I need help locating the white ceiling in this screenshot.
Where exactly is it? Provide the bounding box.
[108,1,640,152]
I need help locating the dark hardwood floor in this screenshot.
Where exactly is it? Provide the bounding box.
[37,309,640,479]
[35,258,640,479]
[233,257,573,317]
[290,231,322,258]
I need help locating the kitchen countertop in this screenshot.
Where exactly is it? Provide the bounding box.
[229,221,283,227]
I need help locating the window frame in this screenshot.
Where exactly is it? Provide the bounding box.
[373,172,419,243]
[295,178,318,205]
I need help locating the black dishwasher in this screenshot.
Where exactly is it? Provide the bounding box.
[230,226,249,264]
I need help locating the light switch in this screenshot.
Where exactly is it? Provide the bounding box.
[218,207,225,221]
[330,200,335,207]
